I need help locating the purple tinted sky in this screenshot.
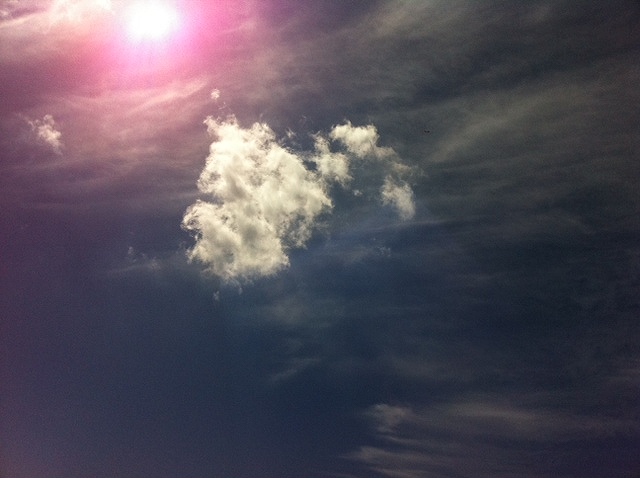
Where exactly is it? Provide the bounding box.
[1,1,639,477]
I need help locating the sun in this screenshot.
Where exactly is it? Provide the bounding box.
[125,1,179,42]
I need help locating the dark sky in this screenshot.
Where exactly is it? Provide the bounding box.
[1,1,639,477]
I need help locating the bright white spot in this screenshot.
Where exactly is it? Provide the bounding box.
[125,1,178,41]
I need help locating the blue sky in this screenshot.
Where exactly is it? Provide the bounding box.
[1,1,639,477]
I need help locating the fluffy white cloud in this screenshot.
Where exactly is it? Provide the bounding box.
[29,114,63,154]
[182,116,334,283]
[183,117,417,283]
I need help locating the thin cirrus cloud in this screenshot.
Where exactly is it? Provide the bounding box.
[351,399,638,478]
[182,115,416,283]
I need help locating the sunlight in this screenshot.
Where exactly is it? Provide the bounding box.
[125,1,179,42]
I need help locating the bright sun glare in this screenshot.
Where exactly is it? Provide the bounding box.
[125,1,179,42]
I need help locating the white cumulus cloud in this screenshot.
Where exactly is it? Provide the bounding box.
[182,116,334,283]
[183,116,417,283]
[29,114,63,154]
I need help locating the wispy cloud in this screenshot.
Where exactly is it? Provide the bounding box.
[182,116,416,283]
[381,177,415,220]
[49,0,111,24]
[351,398,640,478]
[28,114,63,154]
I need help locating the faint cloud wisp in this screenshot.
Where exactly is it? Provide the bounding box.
[350,399,640,478]
[381,177,415,220]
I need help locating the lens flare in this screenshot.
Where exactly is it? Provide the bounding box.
[125,1,178,41]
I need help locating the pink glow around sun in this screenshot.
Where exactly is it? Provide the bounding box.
[124,1,180,42]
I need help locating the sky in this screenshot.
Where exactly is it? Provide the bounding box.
[1,1,639,477]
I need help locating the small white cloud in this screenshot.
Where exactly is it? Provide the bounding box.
[381,176,415,220]
[29,114,63,154]
[330,121,393,159]
[210,88,221,101]
[329,121,416,220]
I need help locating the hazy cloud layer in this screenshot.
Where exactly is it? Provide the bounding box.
[182,116,416,282]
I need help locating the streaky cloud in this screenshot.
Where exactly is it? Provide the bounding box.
[49,0,111,24]
[352,398,640,478]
